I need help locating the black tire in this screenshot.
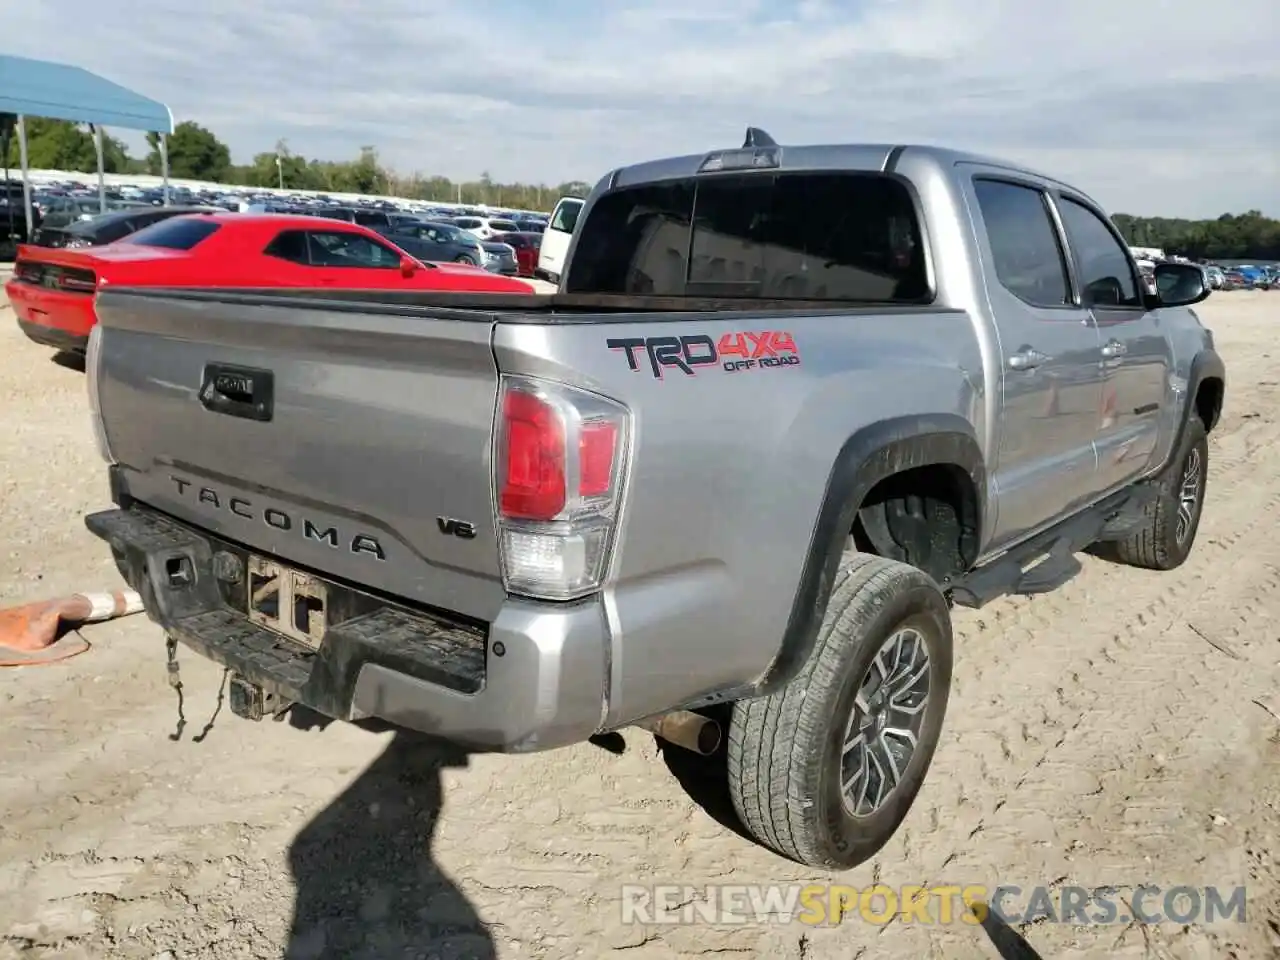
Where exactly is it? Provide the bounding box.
[1110,416,1208,570]
[727,553,953,869]
[454,254,478,266]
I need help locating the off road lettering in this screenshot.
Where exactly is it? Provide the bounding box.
[608,331,800,378]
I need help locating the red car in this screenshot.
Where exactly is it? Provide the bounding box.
[6,212,534,352]
[492,231,542,277]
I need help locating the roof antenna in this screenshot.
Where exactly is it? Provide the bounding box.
[742,127,777,148]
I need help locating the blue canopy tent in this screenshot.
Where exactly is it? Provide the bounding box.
[0,54,174,245]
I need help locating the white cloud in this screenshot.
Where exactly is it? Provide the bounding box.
[5,0,1277,216]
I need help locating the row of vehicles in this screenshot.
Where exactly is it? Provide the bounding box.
[5,211,535,353]
[22,129,1228,870]
[1136,259,1276,294]
[1210,263,1278,290]
[21,176,589,287]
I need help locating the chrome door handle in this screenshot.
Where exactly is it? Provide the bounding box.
[1101,340,1127,359]
[1008,348,1048,371]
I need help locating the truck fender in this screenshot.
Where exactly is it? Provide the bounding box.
[753,413,985,696]
[1162,348,1225,473]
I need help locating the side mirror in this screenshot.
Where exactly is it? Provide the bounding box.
[399,256,418,278]
[1150,262,1209,308]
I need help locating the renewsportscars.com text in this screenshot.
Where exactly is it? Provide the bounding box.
[620,883,1247,927]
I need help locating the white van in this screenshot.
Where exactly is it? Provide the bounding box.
[535,196,584,284]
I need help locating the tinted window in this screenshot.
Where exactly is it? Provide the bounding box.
[972,179,1070,308]
[307,231,401,268]
[1056,197,1141,308]
[122,217,221,250]
[550,199,582,233]
[353,210,389,227]
[92,218,138,244]
[263,230,310,263]
[489,220,519,232]
[565,173,927,301]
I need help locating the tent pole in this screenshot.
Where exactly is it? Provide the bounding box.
[16,115,32,243]
[93,124,106,215]
[159,134,170,206]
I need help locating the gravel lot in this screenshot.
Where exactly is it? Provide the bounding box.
[1,274,1278,960]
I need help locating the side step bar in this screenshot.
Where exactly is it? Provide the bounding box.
[946,484,1157,609]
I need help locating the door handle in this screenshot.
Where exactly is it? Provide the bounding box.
[1008,348,1049,371]
[1101,340,1127,359]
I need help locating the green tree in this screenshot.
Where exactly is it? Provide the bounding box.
[4,118,130,173]
[145,121,231,182]
[1114,210,1280,261]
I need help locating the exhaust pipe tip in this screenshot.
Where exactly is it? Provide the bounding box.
[635,710,722,756]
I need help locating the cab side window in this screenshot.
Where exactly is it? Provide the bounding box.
[306,230,400,268]
[1056,197,1141,308]
[263,230,310,264]
[973,179,1071,309]
[550,200,582,233]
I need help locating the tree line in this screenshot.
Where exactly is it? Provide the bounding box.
[5,118,590,212]
[5,118,1278,257]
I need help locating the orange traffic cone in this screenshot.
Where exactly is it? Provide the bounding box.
[0,589,144,666]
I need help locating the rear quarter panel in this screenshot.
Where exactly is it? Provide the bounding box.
[493,308,984,727]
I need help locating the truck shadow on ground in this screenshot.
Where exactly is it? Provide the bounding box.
[281,708,496,960]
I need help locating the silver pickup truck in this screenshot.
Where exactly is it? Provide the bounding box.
[83,130,1224,869]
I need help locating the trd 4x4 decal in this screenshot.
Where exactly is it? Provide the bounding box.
[607,332,800,379]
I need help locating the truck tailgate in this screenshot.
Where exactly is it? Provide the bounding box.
[92,291,507,622]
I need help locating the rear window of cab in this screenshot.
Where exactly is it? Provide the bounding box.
[564,172,928,302]
[122,217,222,251]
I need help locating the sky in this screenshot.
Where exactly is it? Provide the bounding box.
[7,0,1278,218]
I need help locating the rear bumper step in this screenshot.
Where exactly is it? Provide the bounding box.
[85,505,609,751]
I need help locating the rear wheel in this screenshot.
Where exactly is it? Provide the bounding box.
[727,553,952,869]
[454,254,477,266]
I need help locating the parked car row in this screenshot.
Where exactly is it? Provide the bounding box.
[18,177,594,284]
[22,177,563,272]
[5,212,536,354]
[1134,256,1278,294]
[1210,263,1279,290]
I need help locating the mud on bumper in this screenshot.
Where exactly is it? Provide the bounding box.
[85,505,609,751]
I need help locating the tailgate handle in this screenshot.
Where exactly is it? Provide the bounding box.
[199,364,274,422]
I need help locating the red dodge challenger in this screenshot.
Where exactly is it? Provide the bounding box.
[6,211,534,353]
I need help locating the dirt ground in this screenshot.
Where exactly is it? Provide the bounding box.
[1,273,1279,960]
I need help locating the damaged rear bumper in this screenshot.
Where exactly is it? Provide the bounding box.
[85,503,609,752]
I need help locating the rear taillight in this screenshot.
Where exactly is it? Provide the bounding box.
[494,375,630,600]
[13,260,41,284]
[56,270,97,293]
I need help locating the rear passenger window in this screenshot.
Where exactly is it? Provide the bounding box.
[566,173,928,302]
[1056,197,1141,308]
[264,230,309,264]
[120,217,221,251]
[973,179,1070,308]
